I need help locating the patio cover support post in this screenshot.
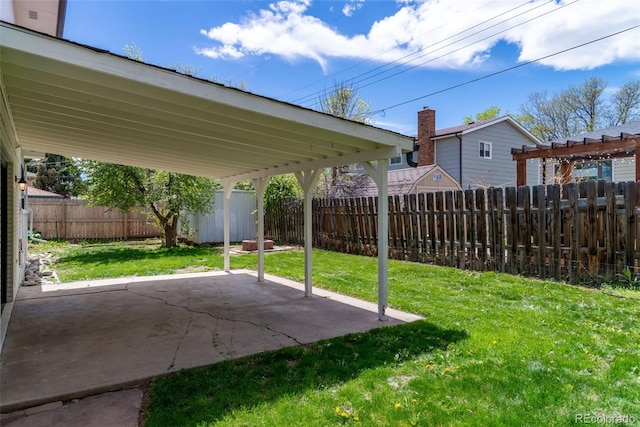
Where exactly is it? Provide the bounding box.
[222,181,234,273]
[362,160,389,321]
[252,177,268,282]
[295,169,322,297]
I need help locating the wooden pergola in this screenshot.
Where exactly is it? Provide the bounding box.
[512,132,640,186]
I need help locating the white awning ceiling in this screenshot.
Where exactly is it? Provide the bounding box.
[0,22,414,182]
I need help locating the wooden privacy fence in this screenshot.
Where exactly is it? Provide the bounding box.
[265,180,640,284]
[29,198,159,240]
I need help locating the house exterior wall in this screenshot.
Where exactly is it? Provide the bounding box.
[1,86,23,349]
[540,158,635,185]
[613,158,635,182]
[438,121,539,189]
[388,155,410,171]
[414,167,461,193]
[182,190,256,244]
[433,136,461,184]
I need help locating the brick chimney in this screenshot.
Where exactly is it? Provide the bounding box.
[417,107,436,166]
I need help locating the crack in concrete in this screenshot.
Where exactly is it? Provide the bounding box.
[124,284,304,350]
[167,311,193,371]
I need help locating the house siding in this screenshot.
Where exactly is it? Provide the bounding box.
[613,158,635,182]
[434,137,461,184]
[453,121,538,189]
[1,79,24,349]
[414,168,460,192]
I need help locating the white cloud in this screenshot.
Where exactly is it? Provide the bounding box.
[197,0,640,72]
[343,0,365,17]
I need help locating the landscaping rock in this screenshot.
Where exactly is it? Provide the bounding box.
[23,253,60,286]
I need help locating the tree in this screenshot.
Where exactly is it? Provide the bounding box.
[463,106,501,124]
[519,77,639,142]
[605,80,640,126]
[317,81,372,193]
[263,174,302,213]
[82,161,219,247]
[520,90,581,141]
[564,77,606,132]
[28,154,84,198]
[318,80,372,124]
[123,43,143,62]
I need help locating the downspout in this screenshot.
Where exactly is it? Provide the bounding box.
[24,207,47,243]
[456,133,463,186]
[405,139,419,168]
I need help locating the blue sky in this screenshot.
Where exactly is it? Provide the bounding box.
[63,0,640,137]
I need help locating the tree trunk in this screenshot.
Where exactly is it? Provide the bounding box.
[163,216,179,248]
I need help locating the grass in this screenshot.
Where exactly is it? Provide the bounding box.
[33,241,640,426]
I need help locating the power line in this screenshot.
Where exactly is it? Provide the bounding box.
[282,0,508,100]
[295,0,568,108]
[372,25,640,115]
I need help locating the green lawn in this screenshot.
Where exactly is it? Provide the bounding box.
[35,241,640,426]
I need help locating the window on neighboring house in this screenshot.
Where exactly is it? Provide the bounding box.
[479,141,492,159]
[573,160,612,182]
[389,156,402,166]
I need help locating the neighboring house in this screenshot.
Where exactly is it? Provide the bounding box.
[535,121,640,185]
[0,0,66,37]
[25,187,64,198]
[330,164,461,198]
[409,108,541,189]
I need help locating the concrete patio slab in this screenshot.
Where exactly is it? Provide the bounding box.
[1,270,421,414]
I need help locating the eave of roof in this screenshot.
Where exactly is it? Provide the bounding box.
[432,116,541,145]
[1,22,414,182]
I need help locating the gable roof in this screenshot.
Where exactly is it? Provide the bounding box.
[549,121,640,144]
[432,116,541,145]
[26,187,64,198]
[329,164,457,198]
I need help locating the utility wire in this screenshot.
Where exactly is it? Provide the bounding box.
[353,0,578,92]
[281,0,507,99]
[372,25,640,115]
[293,0,555,106]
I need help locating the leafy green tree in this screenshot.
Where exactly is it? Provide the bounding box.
[82,161,219,247]
[264,174,302,213]
[28,154,84,198]
[463,106,501,124]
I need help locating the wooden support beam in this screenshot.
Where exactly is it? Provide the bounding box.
[516,159,527,187]
[513,137,638,161]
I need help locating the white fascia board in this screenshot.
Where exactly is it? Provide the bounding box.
[225,146,401,182]
[462,116,541,145]
[1,23,414,150]
[432,117,541,146]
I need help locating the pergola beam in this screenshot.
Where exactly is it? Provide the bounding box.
[512,137,638,161]
[513,135,640,186]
